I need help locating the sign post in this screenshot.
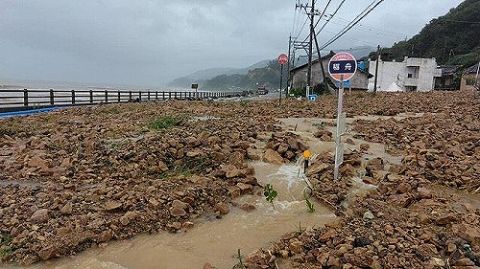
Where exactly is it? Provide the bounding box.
[278,54,289,104]
[328,52,357,181]
[191,83,199,99]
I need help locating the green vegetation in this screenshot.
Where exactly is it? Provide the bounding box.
[377,0,480,67]
[305,198,315,213]
[148,116,185,130]
[232,249,246,269]
[263,184,278,204]
[0,234,12,258]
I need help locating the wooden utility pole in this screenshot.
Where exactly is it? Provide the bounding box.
[306,0,315,97]
[373,45,381,93]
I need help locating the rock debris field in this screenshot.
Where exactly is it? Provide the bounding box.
[0,91,479,268]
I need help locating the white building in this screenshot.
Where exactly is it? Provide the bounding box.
[369,57,442,92]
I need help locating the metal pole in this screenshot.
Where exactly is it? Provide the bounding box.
[72,90,76,105]
[334,75,344,181]
[105,90,108,104]
[279,64,284,105]
[118,90,121,103]
[286,35,292,98]
[475,60,480,89]
[50,89,54,106]
[373,45,381,93]
[23,89,28,107]
[90,90,94,104]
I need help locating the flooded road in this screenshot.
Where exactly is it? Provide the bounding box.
[20,163,334,269]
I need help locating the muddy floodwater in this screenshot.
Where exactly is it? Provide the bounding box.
[17,162,334,269]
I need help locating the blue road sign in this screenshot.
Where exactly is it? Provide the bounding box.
[308,95,317,101]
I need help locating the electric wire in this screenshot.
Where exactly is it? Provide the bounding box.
[319,0,385,50]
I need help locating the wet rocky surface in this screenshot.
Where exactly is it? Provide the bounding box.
[0,91,479,268]
[244,92,480,269]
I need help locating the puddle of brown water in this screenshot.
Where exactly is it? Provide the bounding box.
[21,163,334,269]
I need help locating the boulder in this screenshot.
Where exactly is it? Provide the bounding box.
[31,209,49,223]
[263,149,284,164]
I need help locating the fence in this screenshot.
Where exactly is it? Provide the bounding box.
[0,89,245,113]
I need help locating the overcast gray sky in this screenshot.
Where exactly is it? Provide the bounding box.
[0,0,464,88]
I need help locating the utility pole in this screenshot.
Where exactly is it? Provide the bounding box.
[286,35,292,98]
[313,31,332,94]
[373,45,381,93]
[475,58,480,91]
[306,0,315,98]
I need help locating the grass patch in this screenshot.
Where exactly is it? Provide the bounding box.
[0,247,12,258]
[148,116,185,131]
[0,234,12,258]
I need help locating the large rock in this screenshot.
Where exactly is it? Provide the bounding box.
[170,200,189,217]
[120,211,138,226]
[31,209,49,223]
[306,162,330,176]
[263,149,284,164]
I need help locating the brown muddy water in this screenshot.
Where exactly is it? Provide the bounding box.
[18,162,335,269]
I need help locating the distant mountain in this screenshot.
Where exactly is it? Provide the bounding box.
[202,60,287,90]
[168,60,270,88]
[378,0,480,67]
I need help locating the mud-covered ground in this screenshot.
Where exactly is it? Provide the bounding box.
[0,91,479,268]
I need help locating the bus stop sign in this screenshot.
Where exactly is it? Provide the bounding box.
[328,52,357,82]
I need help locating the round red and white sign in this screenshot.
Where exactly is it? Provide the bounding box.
[328,52,357,82]
[278,54,288,65]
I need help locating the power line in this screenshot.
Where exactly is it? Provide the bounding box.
[300,0,333,43]
[293,16,310,41]
[319,0,385,50]
[316,0,347,35]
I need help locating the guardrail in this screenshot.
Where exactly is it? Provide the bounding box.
[0,89,244,113]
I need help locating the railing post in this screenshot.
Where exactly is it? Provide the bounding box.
[129,91,132,102]
[90,90,93,104]
[139,91,142,102]
[72,90,76,105]
[156,91,158,100]
[162,92,165,100]
[174,92,177,99]
[169,92,172,100]
[118,90,121,103]
[50,89,54,105]
[23,89,28,107]
[148,91,151,101]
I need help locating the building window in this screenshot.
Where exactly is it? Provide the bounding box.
[407,66,420,79]
[405,86,417,92]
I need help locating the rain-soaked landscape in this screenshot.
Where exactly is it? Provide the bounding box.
[0,91,479,268]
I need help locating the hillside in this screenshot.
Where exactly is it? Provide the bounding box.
[203,60,286,90]
[379,0,480,66]
[168,60,270,88]
[202,46,374,91]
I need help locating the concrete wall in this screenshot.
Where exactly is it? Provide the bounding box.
[369,57,440,92]
[291,59,369,90]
